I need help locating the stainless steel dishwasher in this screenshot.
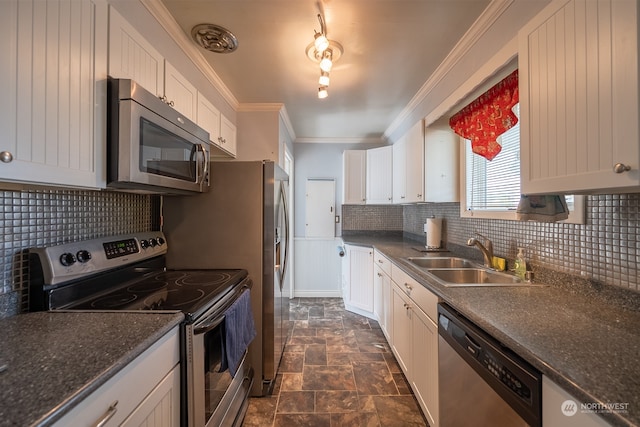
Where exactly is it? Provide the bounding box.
[438,303,541,427]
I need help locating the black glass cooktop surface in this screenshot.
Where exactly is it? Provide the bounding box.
[68,269,248,317]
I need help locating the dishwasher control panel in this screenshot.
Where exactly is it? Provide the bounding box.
[482,352,532,401]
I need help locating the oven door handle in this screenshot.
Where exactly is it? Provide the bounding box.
[194,314,225,335]
[193,282,252,335]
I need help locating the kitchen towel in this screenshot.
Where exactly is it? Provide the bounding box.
[516,195,569,222]
[222,288,256,377]
[425,218,442,248]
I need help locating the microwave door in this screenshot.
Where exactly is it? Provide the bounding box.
[117,99,209,193]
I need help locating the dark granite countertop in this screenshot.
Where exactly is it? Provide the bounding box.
[0,311,184,427]
[342,233,640,427]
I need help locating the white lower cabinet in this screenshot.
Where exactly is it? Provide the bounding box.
[53,327,180,427]
[342,244,374,318]
[373,250,392,340]
[390,264,439,427]
[542,376,612,427]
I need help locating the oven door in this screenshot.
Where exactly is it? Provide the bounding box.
[109,97,210,194]
[186,290,255,427]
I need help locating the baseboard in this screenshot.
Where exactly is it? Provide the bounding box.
[292,290,343,298]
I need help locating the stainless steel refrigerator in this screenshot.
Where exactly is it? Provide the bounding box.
[162,160,290,396]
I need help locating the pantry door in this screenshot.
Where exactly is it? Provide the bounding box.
[305,179,335,238]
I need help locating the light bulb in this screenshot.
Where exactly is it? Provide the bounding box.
[319,49,333,72]
[314,32,329,53]
[318,86,328,99]
[319,71,330,86]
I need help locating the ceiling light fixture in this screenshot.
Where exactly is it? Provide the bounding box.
[319,71,330,86]
[305,13,343,99]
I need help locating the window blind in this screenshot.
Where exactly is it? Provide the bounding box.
[465,105,521,211]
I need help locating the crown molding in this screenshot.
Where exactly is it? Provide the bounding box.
[140,0,240,110]
[295,137,384,144]
[384,0,514,139]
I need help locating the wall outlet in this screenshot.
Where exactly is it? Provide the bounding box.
[335,215,340,223]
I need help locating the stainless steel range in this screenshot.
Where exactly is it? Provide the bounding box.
[28,231,255,427]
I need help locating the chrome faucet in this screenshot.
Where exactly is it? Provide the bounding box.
[467,233,494,268]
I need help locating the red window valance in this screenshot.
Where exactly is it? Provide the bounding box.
[449,69,519,161]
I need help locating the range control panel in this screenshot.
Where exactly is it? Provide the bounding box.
[30,231,168,286]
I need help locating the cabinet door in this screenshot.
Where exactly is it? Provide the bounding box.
[343,150,367,204]
[121,365,181,427]
[196,94,221,146]
[391,283,412,375]
[392,138,407,203]
[380,271,392,342]
[344,245,374,313]
[424,126,459,202]
[0,0,104,188]
[411,305,439,427]
[404,122,425,203]
[519,0,640,194]
[366,146,393,204]
[164,61,197,122]
[108,6,164,97]
[373,264,384,325]
[220,114,237,157]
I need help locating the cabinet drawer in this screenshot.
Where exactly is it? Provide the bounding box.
[53,327,180,427]
[391,264,438,322]
[374,250,392,277]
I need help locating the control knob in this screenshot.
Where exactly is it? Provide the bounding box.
[156,236,165,246]
[140,239,149,249]
[60,253,76,266]
[149,238,158,247]
[76,250,92,263]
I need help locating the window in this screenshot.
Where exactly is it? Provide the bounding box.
[460,104,584,223]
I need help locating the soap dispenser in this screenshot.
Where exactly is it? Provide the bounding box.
[514,248,527,280]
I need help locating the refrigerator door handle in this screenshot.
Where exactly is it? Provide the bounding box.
[279,181,290,289]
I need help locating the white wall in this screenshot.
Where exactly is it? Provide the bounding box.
[293,142,383,237]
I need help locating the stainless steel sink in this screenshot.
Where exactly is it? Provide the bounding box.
[427,268,525,287]
[407,257,478,269]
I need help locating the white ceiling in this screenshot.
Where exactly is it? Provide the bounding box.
[160,0,491,141]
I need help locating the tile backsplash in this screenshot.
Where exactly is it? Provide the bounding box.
[344,194,640,292]
[0,188,159,318]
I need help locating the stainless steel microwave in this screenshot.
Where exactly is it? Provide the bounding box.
[107,78,210,194]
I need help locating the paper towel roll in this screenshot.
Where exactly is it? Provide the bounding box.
[426,218,442,248]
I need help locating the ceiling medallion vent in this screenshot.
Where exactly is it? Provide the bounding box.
[191,23,238,53]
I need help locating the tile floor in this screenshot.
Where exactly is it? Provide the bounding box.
[242,297,429,427]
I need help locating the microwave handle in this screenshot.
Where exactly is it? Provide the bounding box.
[197,144,209,189]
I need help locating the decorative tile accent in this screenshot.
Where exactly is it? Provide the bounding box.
[0,188,159,317]
[344,194,640,292]
[342,205,403,231]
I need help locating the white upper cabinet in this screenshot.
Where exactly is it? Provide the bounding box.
[392,137,407,203]
[108,6,164,97]
[109,7,198,123]
[366,146,393,204]
[519,0,640,194]
[393,121,425,203]
[197,92,236,158]
[219,113,237,157]
[163,61,197,122]
[424,124,459,202]
[0,0,107,188]
[343,150,367,204]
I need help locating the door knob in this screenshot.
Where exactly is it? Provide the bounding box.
[0,151,13,163]
[614,163,631,173]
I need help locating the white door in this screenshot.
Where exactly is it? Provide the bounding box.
[305,179,335,238]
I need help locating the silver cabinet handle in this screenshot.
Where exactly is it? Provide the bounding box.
[377,272,382,277]
[377,259,384,264]
[92,401,118,427]
[168,100,174,107]
[403,303,411,310]
[0,151,13,163]
[614,163,631,173]
[404,283,412,291]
